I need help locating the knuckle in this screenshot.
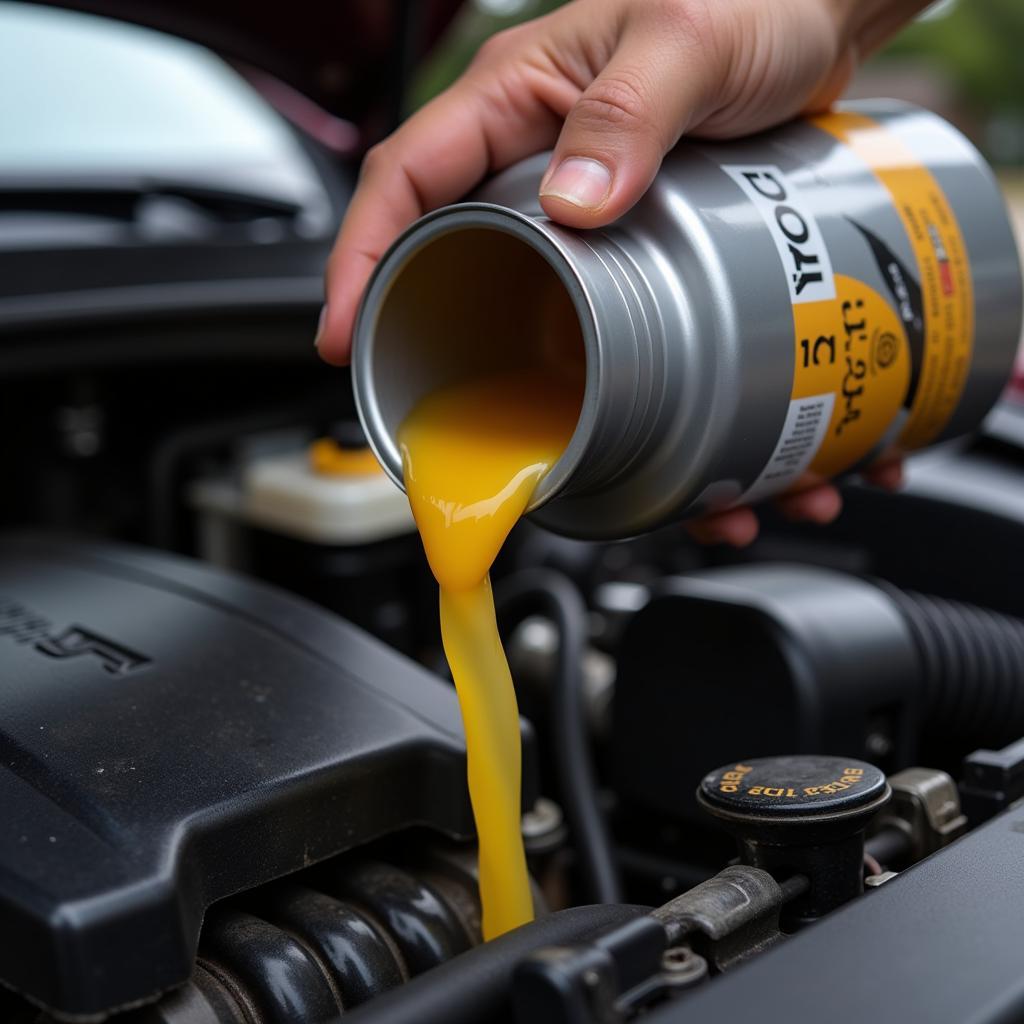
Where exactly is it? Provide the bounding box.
[644,0,714,46]
[472,26,522,68]
[359,141,391,180]
[574,70,656,138]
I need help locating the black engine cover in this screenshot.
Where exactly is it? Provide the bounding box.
[0,535,476,1019]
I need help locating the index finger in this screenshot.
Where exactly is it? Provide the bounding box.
[317,64,574,365]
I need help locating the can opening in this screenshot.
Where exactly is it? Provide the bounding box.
[360,221,589,504]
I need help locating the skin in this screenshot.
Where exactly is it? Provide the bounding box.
[318,0,927,545]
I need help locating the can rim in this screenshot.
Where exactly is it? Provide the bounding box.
[351,202,602,510]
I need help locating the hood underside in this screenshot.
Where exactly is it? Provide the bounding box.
[25,0,465,139]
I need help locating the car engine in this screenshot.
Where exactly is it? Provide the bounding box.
[4,3,1024,1021]
[2,321,1024,1023]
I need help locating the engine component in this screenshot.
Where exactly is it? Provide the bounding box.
[511,866,807,1024]
[613,563,1024,825]
[105,852,480,1024]
[697,756,890,924]
[521,798,571,911]
[504,616,615,742]
[186,423,430,654]
[0,534,496,1020]
[883,585,1024,752]
[613,565,917,823]
[650,867,807,971]
[345,904,651,1024]
[959,736,1024,824]
[512,916,670,1024]
[282,795,1024,1024]
[189,438,415,548]
[647,800,1024,1024]
[869,766,966,867]
[496,569,621,904]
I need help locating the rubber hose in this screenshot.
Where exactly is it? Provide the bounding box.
[346,904,650,1024]
[496,569,623,905]
[885,587,1024,748]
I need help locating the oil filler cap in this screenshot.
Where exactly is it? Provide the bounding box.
[697,756,891,925]
[698,755,889,825]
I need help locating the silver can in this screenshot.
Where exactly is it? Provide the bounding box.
[352,100,1022,539]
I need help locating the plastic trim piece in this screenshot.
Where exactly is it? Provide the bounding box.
[0,534,476,1019]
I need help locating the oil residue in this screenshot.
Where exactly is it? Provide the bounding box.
[399,368,581,938]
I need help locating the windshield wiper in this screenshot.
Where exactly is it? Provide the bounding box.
[0,175,303,223]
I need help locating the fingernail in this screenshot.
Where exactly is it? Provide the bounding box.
[540,157,612,209]
[314,304,328,348]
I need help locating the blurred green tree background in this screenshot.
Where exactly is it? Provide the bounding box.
[884,0,1024,164]
[887,0,1024,117]
[411,0,561,110]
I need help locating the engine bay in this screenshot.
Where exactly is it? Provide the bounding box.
[3,331,1024,1023]
[4,5,1024,1015]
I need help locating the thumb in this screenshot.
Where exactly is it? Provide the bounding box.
[539,34,714,229]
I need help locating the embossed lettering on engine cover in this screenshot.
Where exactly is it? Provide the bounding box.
[0,598,150,675]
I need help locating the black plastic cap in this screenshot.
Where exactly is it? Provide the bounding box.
[699,756,889,823]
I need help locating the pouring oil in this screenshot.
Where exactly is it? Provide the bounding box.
[368,104,1022,937]
[399,368,581,939]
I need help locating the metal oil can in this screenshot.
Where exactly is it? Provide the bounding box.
[352,100,1022,539]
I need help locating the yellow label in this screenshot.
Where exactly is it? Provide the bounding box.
[797,274,911,477]
[812,111,975,450]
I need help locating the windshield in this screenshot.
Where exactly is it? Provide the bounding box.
[0,1,331,221]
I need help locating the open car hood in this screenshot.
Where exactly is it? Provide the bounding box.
[25,0,464,140]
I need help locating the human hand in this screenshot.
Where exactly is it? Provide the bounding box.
[319,0,924,544]
[685,461,904,546]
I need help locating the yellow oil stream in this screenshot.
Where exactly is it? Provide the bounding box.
[399,369,581,939]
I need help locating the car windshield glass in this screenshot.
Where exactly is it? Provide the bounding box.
[0,2,324,198]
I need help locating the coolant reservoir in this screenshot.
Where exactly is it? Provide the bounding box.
[190,438,414,547]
